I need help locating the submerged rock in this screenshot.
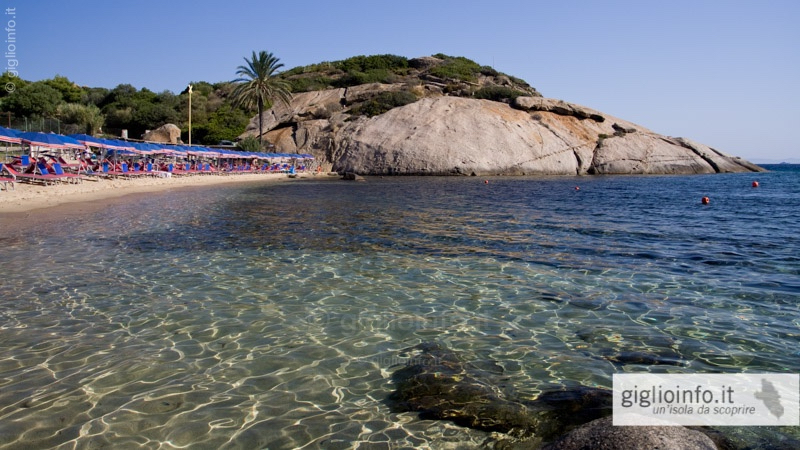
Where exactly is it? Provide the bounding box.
[602,350,688,367]
[387,342,536,435]
[386,343,612,440]
[543,416,717,450]
[526,386,613,441]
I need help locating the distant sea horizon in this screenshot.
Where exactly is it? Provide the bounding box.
[753,159,800,165]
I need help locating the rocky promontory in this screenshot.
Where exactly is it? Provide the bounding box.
[240,54,762,176]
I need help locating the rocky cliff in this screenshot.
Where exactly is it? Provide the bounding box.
[239,55,762,176]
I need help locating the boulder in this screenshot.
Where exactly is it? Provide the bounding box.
[387,343,537,435]
[240,89,345,139]
[514,97,606,122]
[332,97,760,176]
[387,343,612,440]
[142,123,181,144]
[612,123,637,134]
[341,172,366,181]
[409,56,443,70]
[543,416,717,450]
[589,133,716,174]
[344,83,406,105]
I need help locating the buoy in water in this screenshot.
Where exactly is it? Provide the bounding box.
[575,186,580,191]
[484,180,489,184]
[752,181,759,188]
[701,196,710,205]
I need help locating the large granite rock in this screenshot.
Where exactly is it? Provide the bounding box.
[143,123,182,144]
[239,81,762,176]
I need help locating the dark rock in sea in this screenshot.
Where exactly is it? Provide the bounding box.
[691,425,800,450]
[341,172,366,181]
[387,343,789,450]
[525,386,613,441]
[602,350,688,367]
[542,416,717,450]
[386,342,536,435]
[386,343,613,440]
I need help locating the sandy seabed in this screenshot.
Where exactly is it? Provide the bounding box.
[0,172,319,216]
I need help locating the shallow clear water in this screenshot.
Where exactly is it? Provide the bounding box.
[0,167,798,448]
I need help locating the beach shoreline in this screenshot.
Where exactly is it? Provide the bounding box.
[0,172,325,215]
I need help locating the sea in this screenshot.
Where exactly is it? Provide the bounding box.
[0,165,798,449]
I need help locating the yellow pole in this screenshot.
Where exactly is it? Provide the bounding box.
[188,84,193,146]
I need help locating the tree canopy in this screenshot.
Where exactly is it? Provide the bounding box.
[0,73,251,144]
[231,50,292,145]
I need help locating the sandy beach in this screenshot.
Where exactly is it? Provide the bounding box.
[0,172,323,215]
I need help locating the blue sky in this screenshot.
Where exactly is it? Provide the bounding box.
[7,0,799,162]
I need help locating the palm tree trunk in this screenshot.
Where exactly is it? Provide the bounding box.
[257,97,264,144]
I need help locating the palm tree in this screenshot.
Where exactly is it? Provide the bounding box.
[231,50,292,145]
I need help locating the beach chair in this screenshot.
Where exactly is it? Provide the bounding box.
[52,163,87,183]
[46,154,81,171]
[144,162,160,177]
[1,162,53,185]
[170,163,191,176]
[0,167,14,190]
[120,163,148,177]
[102,161,128,178]
[36,162,73,184]
[82,164,110,179]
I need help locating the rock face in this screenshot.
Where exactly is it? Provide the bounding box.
[143,123,182,144]
[240,57,762,176]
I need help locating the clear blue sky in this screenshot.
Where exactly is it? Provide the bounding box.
[7,0,799,162]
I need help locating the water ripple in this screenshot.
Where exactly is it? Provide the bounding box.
[0,171,798,447]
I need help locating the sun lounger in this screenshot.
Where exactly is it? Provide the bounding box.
[36,162,75,184]
[170,163,192,176]
[51,163,87,183]
[1,163,54,185]
[81,164,111,179]
[119,163,148,177]
[102,161,130,178]
[0,174,14,190]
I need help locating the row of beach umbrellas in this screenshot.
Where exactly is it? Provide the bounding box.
[0,126,314,161]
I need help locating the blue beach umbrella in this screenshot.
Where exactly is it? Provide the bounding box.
[68,134,109,149]
[0,126,21,144]
[19,131,69,149]
[56,134,88,150]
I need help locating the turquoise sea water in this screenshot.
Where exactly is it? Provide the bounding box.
[0,166,798,448]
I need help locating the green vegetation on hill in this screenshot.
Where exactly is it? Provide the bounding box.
[0,53,540,143]
[0,73,250,144]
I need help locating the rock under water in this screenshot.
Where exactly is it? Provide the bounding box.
[386,342,612,440]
